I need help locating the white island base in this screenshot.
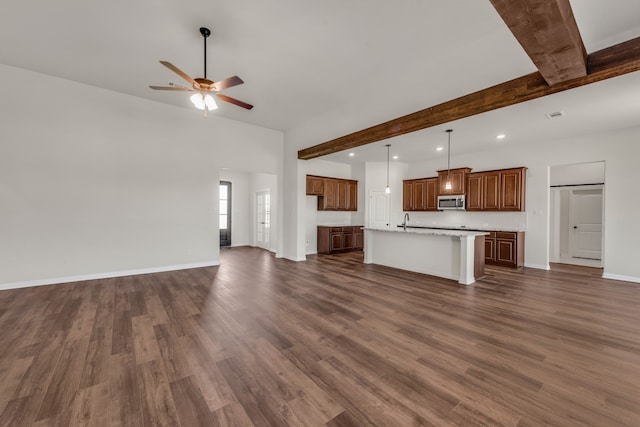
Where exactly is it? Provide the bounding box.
[363,228,487,285]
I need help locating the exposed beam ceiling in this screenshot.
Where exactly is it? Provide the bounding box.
[298,37,640,160]
[490,0,587,86]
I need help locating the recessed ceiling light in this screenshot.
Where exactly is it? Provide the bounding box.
[496,134,506,140]
[436,146,444,152]
[392,155,399,160]
[348,152,355,157]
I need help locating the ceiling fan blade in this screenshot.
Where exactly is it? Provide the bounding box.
[149,86,194,91]
[213,75,244,91]
[217,94,254,110]
[159,61,200,89]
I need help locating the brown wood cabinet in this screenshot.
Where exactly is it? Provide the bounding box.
[485,231,524,268]
[347,180,358,211]
[306,175,324,195]
[318,226,363,254]
[500,168,525,211]
[402,177,438,211]
[466,173,483,211]
[307,175,358,211]
[437,168,472,195]
[466,167,526,212]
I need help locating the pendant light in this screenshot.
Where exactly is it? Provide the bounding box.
[445,129,453,191]
[385,144,391,194]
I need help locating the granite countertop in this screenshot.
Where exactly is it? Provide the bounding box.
[365,227,489,237]
[396,225,525,232]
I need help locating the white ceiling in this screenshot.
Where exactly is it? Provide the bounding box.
[1,0,639,162]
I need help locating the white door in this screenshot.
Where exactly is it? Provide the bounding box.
[569,189,602,260]
[369,191,390,230]
[256,190,271,250]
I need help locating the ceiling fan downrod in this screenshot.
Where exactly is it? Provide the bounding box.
[200,27,211,79]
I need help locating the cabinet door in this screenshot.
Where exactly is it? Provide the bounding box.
[413,180,427,211]
[485,237,496,263]
[330,233,343,251]
[347,181,358,211]
[306,176,324,195]
[425,178,438,211]
[438,171,453,195]
[343,232,354,250]
[496,239,516,265]
[353,231,364,250]
[466,173,483,211]
[337,180,348,210]
[500,169,524,211]
[403,181,414,211]
[483,171,501,210]
[438,168,469,195]
[321,179,338,210]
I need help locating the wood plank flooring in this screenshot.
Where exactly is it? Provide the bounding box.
[1,247,639,426]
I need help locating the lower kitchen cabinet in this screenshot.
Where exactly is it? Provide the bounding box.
[318,226,364,254]
[485,231,524,268]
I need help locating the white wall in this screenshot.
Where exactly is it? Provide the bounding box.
[0,63,283,288]
[550,161,605,186]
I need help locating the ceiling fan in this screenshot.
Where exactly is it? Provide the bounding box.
[150,27,253,114]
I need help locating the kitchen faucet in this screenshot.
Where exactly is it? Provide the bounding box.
[403,213,410,230]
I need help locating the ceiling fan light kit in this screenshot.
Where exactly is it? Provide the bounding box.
[149,27,253,115]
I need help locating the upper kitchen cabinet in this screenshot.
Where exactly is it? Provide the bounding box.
[438,168,472,195]
[466,167,526,212]
[347,180,358,211]
[307,175,358,211]
[402,178,438,211]
[306,175,324,195]
[499,168,526,211]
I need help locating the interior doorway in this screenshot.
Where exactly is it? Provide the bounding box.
[255,190,271,250]
[219,181,232,247]
[549,162,604,268]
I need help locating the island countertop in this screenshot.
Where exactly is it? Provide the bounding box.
[396,224,525,232]
[367,227,488,238]
[363,228,486,285]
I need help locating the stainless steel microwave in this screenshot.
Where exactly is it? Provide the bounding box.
[437,195,465,210]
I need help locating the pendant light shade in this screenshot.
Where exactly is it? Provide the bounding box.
[385,144,391,194]
[445,129,453,191]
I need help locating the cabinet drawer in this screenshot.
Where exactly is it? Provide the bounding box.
[330,227,343,232]
[496,231,517,240]
[486,231,496,238]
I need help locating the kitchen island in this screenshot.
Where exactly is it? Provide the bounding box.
[363,227,488,285]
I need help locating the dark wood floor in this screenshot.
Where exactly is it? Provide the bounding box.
[1,247,639,426]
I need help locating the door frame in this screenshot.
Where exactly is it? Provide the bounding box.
[255,189,271,250]
[219,181,232,247]
[550,184,604,268]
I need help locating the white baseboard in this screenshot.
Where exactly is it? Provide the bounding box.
[0,261,220,291]
[602,273,640,284]
[525,263,550,270]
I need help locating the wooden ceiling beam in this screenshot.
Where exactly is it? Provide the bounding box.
[490,0,587,86]
[298,37,640,160]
